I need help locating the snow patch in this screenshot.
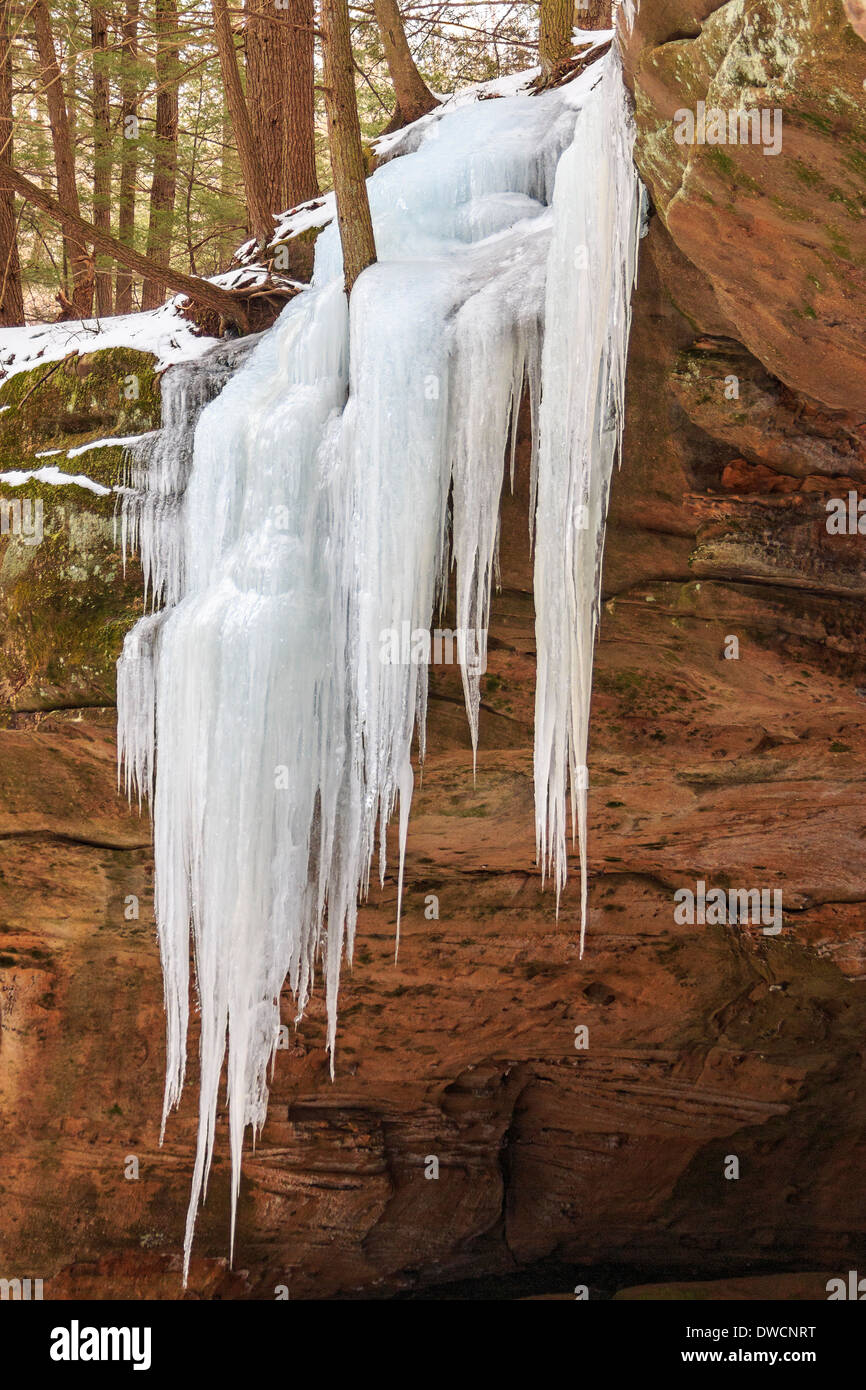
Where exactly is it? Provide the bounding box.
[0,464,111,495]
[66,433,148,458]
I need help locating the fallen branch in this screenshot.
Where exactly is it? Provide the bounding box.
[178,275,300,338]
[0,163,254,333]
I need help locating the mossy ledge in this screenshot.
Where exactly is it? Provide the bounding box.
[0,344,158,712]
[0,346,160,481]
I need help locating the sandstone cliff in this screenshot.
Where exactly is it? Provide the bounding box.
[1,2,865,1299]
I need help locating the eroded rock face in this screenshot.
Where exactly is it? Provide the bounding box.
[844,0,866,43]
[622,0,866,412]
[3,13,866,1298]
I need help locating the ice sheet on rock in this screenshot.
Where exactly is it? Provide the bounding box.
[312,88,577,284]
[616,0,639,34]
[117,52,641,1281]
[117,335,261,608]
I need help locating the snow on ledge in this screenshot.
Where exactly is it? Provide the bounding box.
[0,263,280,382]
[0,464,112,495]
[0,299,219,383]
[66,433,148,458]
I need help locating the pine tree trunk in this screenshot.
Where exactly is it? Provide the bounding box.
[217,90,236,267]
[576,0,612,29]
[142,0,180,311]
[321,0,376,296]
[245,0,287,213]
[0,0,23,325]
[373,0,438,131]
[538,0,574,74]
[272,0,320,280]
[284,0,319,208]
[32,0,93,316]
[90,3,112,317]
[116,0,139,314]
[184,71,204,275]
[212,0,272,249]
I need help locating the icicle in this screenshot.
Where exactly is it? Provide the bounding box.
[533,50,643,954]
[448,222,548,766]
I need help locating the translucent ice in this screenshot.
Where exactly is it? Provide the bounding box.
[533,52,643,951]
[118,51,641,1278]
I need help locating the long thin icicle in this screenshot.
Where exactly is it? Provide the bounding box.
[533,51,643,953]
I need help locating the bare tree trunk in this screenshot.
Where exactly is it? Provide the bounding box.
[142,0,180,310]
[184,70,204,275]
[116,0,139,313]
[0,162,254,330]
[284,0,319,208]
[245,0,287,212]
[217,88,236,267]
[538,0,574,74]
[575,0,612,29]
[245,0,319,211]
[32,0,93,315]
[0,0,23,324]
[321,0,376,296]
[373,0,437,132]
[90,3,112,316]
[212,0,272,248]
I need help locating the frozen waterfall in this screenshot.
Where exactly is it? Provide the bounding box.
[117,46,642,1278]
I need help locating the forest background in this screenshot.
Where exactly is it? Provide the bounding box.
[0,0,612,326]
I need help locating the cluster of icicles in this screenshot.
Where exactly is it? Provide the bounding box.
[117,45,643,1278]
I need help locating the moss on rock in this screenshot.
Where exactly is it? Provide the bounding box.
[0,344,158,711]
[628,0,866,411]
[0,346,159,481]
